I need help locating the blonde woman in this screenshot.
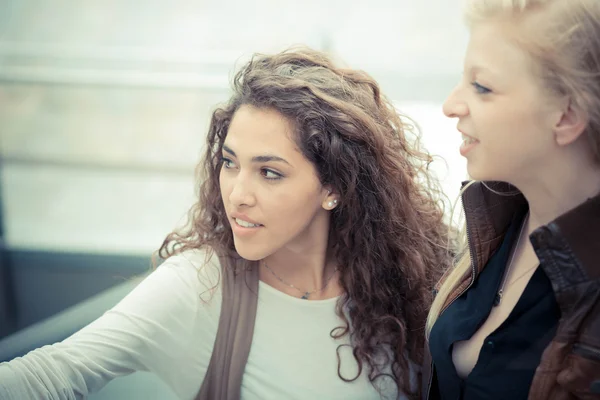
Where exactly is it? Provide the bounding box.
[423,0,600,399]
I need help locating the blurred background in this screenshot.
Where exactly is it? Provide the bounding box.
[0,0,468,397]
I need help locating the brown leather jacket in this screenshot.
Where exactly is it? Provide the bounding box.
[422,181,600,400]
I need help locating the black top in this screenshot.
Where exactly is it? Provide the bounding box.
[428,213,561,400]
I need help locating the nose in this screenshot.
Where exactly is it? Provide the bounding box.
[227,174,256,208]
[443,84,469,119]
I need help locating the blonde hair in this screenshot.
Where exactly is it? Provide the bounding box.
[468,0,600,158]
[426,1,600,336]
[426,183,473,337]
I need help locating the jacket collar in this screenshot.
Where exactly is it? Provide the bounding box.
[461,180,600,283]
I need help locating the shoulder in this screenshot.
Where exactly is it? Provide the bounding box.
[112,248,223,316]
[155,248,223,302]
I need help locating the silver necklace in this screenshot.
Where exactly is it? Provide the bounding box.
[262,262,339,300]
[494,213,533,307]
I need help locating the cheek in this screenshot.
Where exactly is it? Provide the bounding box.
[483,104,540,146]
[511,108,553,148]
[484,110,553,172]
[219,170,232,201]
[266,187,323,225]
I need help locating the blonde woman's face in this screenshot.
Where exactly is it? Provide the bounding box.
[442,21,563,183]
[219,105,335,261]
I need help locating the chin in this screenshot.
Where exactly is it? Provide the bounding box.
[466,162,495,182]
[232,240,270,262]
[467,165,513,184]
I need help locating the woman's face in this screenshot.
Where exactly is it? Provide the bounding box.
[443,21,564,183]
[220,105,337,261]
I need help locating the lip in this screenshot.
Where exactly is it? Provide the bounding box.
[230,212,262,226]
[458,128,478,141]
[458,129,479,157]
[229,212,264,237]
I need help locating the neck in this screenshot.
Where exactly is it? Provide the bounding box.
[264,247,332,286]
[260,213,339,298]
[514,148,600,232]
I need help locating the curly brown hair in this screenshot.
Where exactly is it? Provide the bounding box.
[159,47,452,398]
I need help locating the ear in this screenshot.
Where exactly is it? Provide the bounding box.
[322,188,340,210]
[554,98,589,146]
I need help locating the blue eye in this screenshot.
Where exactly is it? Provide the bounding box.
[261,168,283,180]
[471,82,491,94]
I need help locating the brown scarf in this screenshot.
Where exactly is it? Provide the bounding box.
[195,256,259,400]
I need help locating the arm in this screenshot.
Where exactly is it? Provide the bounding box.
[0,251,219,400]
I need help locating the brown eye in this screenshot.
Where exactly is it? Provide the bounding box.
[221,157,234,168]
[261,168,283,180]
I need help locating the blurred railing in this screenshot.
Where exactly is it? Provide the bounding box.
[0,40,230,338]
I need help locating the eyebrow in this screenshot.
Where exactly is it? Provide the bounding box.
[468,64,497,78]
[470,65,487,74]
[222,144,291,166]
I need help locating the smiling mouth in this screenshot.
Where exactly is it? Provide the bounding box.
[461,133,478,145]
[234,218,263,228]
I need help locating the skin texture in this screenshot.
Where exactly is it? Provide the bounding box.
[220,105,339,298]
[443,21,562,185]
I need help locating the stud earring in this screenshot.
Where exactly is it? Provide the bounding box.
[327,199,338,209]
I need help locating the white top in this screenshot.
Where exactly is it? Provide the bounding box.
[0,250,409,400]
